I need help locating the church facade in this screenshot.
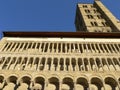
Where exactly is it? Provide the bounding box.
[0,0,120,90]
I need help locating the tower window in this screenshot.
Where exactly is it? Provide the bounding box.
[87,15,93,19]
[97,15,102,19]
[83,5,87,8]
[94,9,98,13]
[101,22,108,26]
[91,22,98,26]
[85,9,90,13]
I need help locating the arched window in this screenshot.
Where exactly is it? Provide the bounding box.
[62,77,74,90]
[90,77,103,90]
[76,77,88,90]
[33,77,45,90]
[105,77,119,90]
[18,76,31,90]
[48,77,59,90]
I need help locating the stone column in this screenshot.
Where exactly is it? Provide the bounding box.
[31,42,34,49]
[0,42,8,52]
[89,43,93,53]
[14,57,18,69]
[42,43,46,53]
[65,43,67,53]
[0,37,7,51]
[108,44,114,53]
[44,81,48,90]
[51,58,54,71]
[82,58,85,71]
[69,58,73,71]
[81,43,84,53]
[99,58,104,71]
[20,43,25,51]
[60,43,63,53]
[24,57,29,70]
[93,44,98,53]
[73,43,76,52]
[88,58,92,71]
[86,43,89,53]
[7,42,14,51]
[3,42,10,51]
[11,43,18,52]
[111,59,116,70]
[98,43,103,53]
[47,43,50,53]
[34,42,38,50]
[56,43,58,53]
[52,43,54,53]
[44,58,48,71]
[26,42,30,50]
[73,82,76,90]
[105,44,111,53]
[37,58,41,71]
[38,43,42,52]
[57,58,60,71]
[6,57,13,70]
[16,43,22,52]
[63,58,66,71]
[77,43,80,53]
[76,59,79,71]
[93,58,98,71]
[101,44,106,53]
[116,44,120,53]
[59,81,62,90]
[112,44,118,53]
[104,58,110,70]
[69,43,71,53]
[1,57,7,69]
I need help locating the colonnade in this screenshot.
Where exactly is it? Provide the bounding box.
[0,74,120,90]
[1,42,120,54]
[0,56,120,72]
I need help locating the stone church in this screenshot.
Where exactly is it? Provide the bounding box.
[0,0,120,90]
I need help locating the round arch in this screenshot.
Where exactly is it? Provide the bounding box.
[48,77,59,90]
[104,76,119,90]
[0,74,4,83]
[90,77,104,90]
[19,74,32,85]
[62,77,74,90]
[76,77,89,90]
[6,74,18,84]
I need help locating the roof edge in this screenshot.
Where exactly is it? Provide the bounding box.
[3,32,120,38]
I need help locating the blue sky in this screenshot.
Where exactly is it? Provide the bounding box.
[0,0,120,38]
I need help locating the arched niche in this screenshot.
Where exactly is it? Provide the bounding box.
[60,58,64,71]
[113,58,120,71]
[33,77,45,90]
[78,58,84,71]
[71,58,76,71]
[62,77,74,90]
[47,58,52,71]
[53,58,58,71]
[90,77,104,90]
[65,58,70,71]
[76,77,88,90]
[20,76,31,85]
[17,76,31,90]
[0,75,4,89]
[105,77,119,90]
[48,77,59,90]
[0,75,4,83]
[7,75,18,84]
[83,58,89,71]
